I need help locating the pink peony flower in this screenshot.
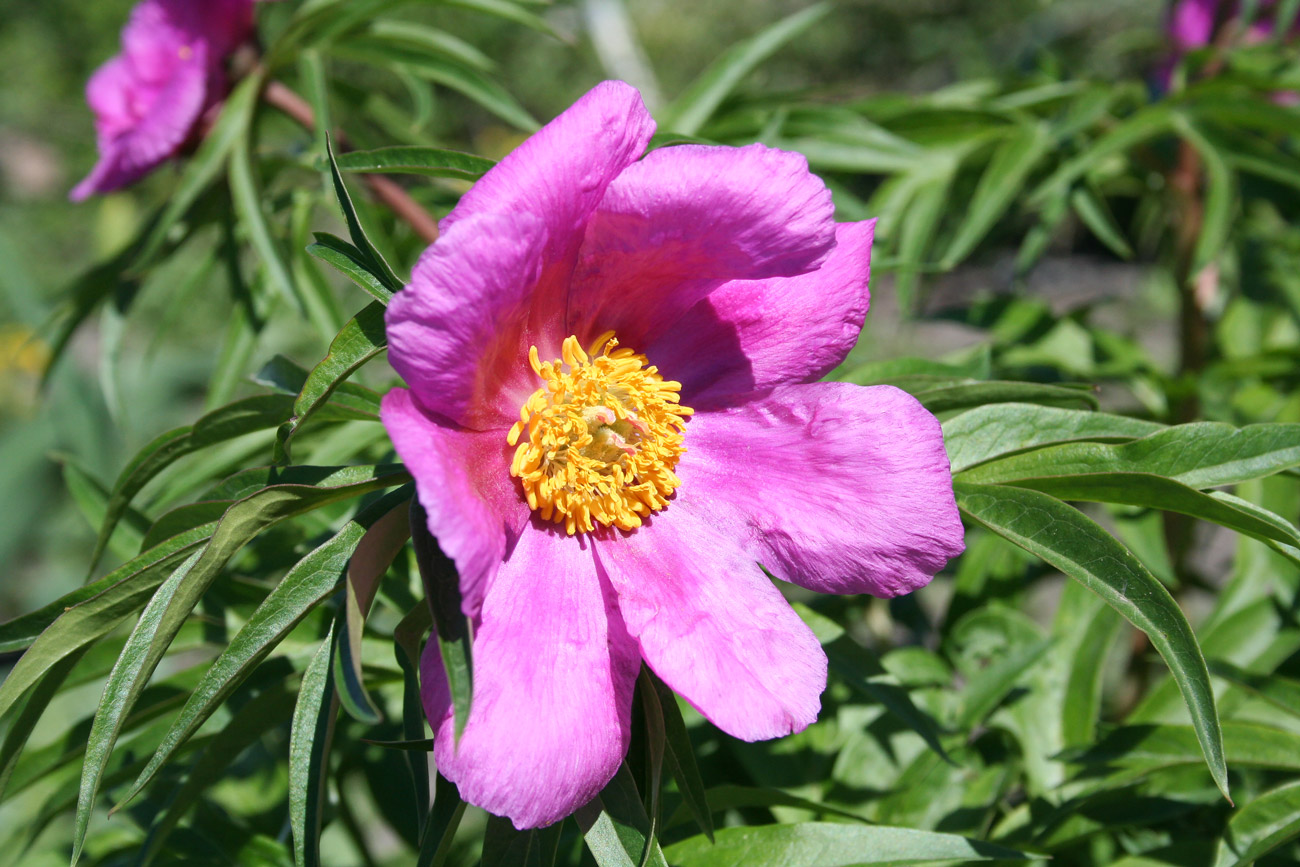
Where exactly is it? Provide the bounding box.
[70,0,258,201]
[381,81,965,829]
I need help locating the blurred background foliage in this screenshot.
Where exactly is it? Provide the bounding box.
[5,1,1300,866]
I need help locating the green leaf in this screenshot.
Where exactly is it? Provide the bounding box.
[88,395,294,574]
[306,233,395,304]
[290,630,339,867]
[324,135,403,294]
[0,521,216,698]
[796,604,951,764]
[416,773,466,867]
[1214,780,1300,867]
[955,638,1054,729]
[134,74,261,270]
[394,602,433,840]
[1209,659,1300,722]
[331,145,495,179]
[135,680,301,866]
[117,486,415,806]
[0,647,87,800]
[661,3,831,135]
[1070,184,1135,260]
[958,422,1300,489]
[1176,117,1236,276]
[646,671,713,842]
[954,482,1228,800]
[482,816,563,867]
[914,381,1099,414]
[942,403,1163,473]
[333,494,412,722]
[1029,103,1176,207]
[663,822,1032,865]
[275,301,387,463]
[410,500,474,742]
[940,122,1052,267]
[72,548,205,866]
[665,785,870,830]
[576,763,669,867]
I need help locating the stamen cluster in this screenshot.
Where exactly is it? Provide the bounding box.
[507,333,693,535]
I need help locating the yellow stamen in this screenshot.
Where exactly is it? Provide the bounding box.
[508,334,693,535]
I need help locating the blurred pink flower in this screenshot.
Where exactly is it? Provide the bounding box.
[382,81,965,828]
[70,0,258,201]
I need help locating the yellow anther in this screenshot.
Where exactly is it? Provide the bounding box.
[508,335,693,535]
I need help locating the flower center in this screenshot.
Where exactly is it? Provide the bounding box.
[507,333,693,535]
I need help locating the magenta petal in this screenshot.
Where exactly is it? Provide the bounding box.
[597,499,827,742]
[70,45,208,201]
[442,80,655,281]
[568,143,837,352]
[434,528,640,829]
[680,383,965,598]
[420,633,452,730]
[381,388,528,619]
[387,211,548,430]
[1168,0,1220,50]
[653,220,875,410]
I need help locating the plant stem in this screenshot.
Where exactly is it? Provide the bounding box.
[263,79,440,245]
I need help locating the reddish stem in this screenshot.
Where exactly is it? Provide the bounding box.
[263,80,440,245]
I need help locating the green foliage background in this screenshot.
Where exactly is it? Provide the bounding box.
[4,1,1300,866]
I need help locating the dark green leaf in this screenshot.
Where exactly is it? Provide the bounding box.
[955,482,1228,800]
[331,146,495,179]
[1214,780,1300,867]
[915,381,1099,414]
[942,403,1163,473]
[410,499,474,741]
[576,763,669,867]
[290,630,339,867]
[324,135,403,294]
[663,822,1032,865]
[306,233,394,304]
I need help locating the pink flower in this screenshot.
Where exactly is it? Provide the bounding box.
[70,0,258,201]
[382,81,965,829]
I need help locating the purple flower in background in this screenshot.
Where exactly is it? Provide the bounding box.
[70,0,258,201]
[381,81,965,829]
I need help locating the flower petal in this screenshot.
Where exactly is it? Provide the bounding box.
[652,220,875,410]
[680,383,965,598]
[433,526,640,829]
[381,388,528,619]
[441,81,655,248]
[70,44,208,201]
[387,211,550,430]
[567,143,837,353]
[596,497,827,742]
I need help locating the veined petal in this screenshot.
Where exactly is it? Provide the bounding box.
[387,211,548,430]
[597,498,827,742]
[433,525,640,829]
[567,142,837,352]
[680,383,965,598]
[653,220,875,410]
[381,388,529,619]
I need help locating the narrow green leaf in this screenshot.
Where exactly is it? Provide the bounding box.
[136,680,301,866]
[646,672,713,842]
[955,481,1228,800]
[134,74,262,270]
[290,630,339,867]
[915,381,1099,414]
[664,785,870,830]
[416,773,466,867]
[410,500,474,741]
[275,301,388,463]
[1070,184,1135,260]
[942,403,1163,473]
[325,134,403,294]
[482,816,563,867]
[661,3,831,135]
[394,602,434,838]
[88,395,293,575]
[334,494,412,722]
[940,122,1052,267]
[956,638,1053,729]
[797,605,952,764]
[958,422,1300,489]
[306,233,393,304]
[0,647,88,800]
[331,146,495,179]
[118,486,414,806]
[663,822,1032,866]
[1029,103,1176,207]
[0,522,216,699]
[1176,117,1236,275]
[576,763,669,867]
[1061,601,1122,747]
[1209,659,1300,722]
[1214,780,1300,867]
[72,548,205,866]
